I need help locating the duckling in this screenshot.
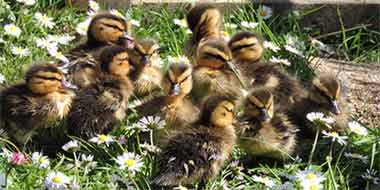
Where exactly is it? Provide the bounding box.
[192,38,244,106]
[229,31,306,108]
[64,13,132,88]
[289,75,349,138]
[128,38,162,98]
[136,61,199,128]
[153,95,236,187]
[67,46,134,139]
[238,89,297,160]
[0,63,75,145]
[184,4,222,63]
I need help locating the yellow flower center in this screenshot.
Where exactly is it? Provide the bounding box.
[52,176,62,184]
[309,184,319,190]
[306,173,317,180]
[330,132,339,138]
[99,135,108,142]
[9,26,17,32]
[124,159,135,167]
[39,157,45,163]
[260,11,268,17]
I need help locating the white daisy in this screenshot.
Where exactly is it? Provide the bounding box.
[252,175,275,187]
[89,134,115,146]
[362,169,380,185]
[284,45,304,57]
[31,152,50,169]
[140,143,161,153]
[222,30,231,41]
[167,55,190,65]
[322,130,348,145]
[34,12,55,29]
[115,152,143,174]
[17,0,35,6]
[348,121,368,136]
[110,9,124,18]
[76,18,92,36]
[35,37,59,52]
[62,140,79,151]
[4,24,22,38]
[88,0,100,12]
[48,50,70,64]
[47,34,75,45]
[258,5,273,20]
[263,41,280,52]
[269,57,291,66]
[306,112,335,125]
[45,171,71,190]
[0,74,5,83]
[173,18,188,28]
[225,23,238,29]
[296,169,325,190]
[134,116,166,132]
[241,21,258,29]
[130,19,140,27]
[11,46,29,57]
[344,152,368,164]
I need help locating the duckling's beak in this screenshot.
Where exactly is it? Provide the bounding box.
[226,60,246,89]
[169,83,180,96]
[62,78,78,90]
[331,100,341,115]
[259,109,271,122]
[121,32,135,49]
[141,55,151,66]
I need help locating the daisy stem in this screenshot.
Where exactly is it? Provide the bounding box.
[128,172,140,190]
[328,142,338,189]
[308,129,320,165]
[150,130,154,146]
[366,143,377,190]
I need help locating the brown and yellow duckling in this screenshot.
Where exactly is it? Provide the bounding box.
[136,61,199,128]
[289,75,349,138]
[64,12,132,88]
[192,38,244,106]
[228,31,305,107]
[184,4,222,63]
[67,46,134,139]
[153,95,236,187]
[238,89,297,160]
[128,38,163,98]
[0,63,75,145]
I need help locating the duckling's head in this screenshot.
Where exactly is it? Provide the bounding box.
[163,62,192,97]
[200,96,235,128]
[130,39,160,67]
[26,63,65,94]
[100,46,130,77]
[311,75,342,115]
[228,31,264,62]
[245,89,274,123]
[186,4,221,41]
[87,13,128,45]
[196,38,232,70]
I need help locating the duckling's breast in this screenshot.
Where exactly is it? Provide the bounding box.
[46,90,75,120]
[134,67,162,96]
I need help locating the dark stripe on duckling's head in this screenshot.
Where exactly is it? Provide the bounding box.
[247,88,274,122]
[197,38,232,68]
[186,4,219,32]
[87,13,128,45]
[164,62,193,96]
[228,31,264,62]
[200,95,236,127]
[312,75,342,115]
[25,63,62,82]
[100,46,129,74]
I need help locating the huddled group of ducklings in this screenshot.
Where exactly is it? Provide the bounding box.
[0,4,349,188]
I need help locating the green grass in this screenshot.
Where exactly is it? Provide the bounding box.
[0,1,379,190]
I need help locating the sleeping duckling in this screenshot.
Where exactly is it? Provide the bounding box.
[238,89,297,160]
[153,95,236,187]
[184,4,222,63]
[0,63,75,145]
[136,61,199,127]
[65,13,132,88]
[229,31,305,107]
[67,46,134,139]
[128,39,162,98]
[192,38,244,106]
[289,75,349,138]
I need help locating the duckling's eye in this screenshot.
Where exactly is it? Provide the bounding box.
[178,75,190,84]
[203,52,226,63]
[231,43,256,52]
[222,112,226,116]
[103,23,123,32]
